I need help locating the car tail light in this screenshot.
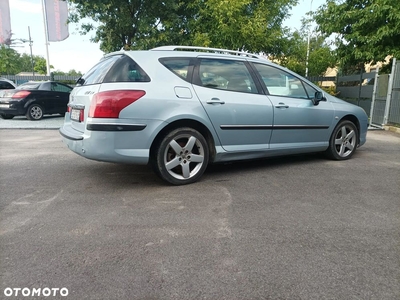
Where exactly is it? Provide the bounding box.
[11,91,31,99]
[89,90,146,118]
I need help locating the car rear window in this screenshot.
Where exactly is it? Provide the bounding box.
[103,55,150,83]
[17,83,40,89]
[159,58,193,81]
[79,55,121,86]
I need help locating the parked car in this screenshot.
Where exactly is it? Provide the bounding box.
[0,77,17,90]
[0,78,17,97]
[0,81,72,120]
[60,46,368,185]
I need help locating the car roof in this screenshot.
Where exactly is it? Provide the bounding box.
[104,45,270,62]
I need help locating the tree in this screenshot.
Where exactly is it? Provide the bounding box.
[272,26,336,77]
[53,69,82,76]
[67,0,298,55]
[0,45,21,75]
[314,0,400,72]
[68,0,194,52]
[188,0,297,54]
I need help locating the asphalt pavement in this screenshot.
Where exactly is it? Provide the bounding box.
[0,122,399,299]
[0,115,64,129]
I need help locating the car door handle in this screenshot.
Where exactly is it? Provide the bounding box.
[275,103,289,109]
[206,98,225,105]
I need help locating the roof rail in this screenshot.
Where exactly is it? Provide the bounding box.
[150,45,266,60]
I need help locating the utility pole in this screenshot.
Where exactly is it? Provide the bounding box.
[305,0,313,78]
[41,0,51,76]
[28,27,35,76]
[9,27,35,76]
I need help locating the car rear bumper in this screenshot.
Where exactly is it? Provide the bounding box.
[0,104,25,116]
[59,116,166,165]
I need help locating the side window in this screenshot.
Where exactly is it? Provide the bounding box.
[253,63,310,99]
[51,83,72,93]
[197,59,257,94]
[303,83,317,99]
[104,55,150,83]
[40,82,51,91]
[160,58,192,81]
[80,55,122,86]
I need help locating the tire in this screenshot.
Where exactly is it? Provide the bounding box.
[325,120,359,160]
[0,113,14,119]
[26,104,44,120]
[152,127,209,185]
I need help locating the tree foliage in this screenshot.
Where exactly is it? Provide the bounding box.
[314,0,400,71]
[188,0,297,53]
[68,0,194,52]
[0,46,74,75]
[0,45,21,75]
[271,20,336,77]
[67,0,298,54]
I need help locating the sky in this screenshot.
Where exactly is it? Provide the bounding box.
[9,0,326,74]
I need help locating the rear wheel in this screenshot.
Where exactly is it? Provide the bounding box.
[0,113,14,119]
[26,104,43,120]
[326,120,358,160]
[152,127,209,185]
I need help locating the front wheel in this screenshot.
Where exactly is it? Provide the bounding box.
[26,104,44,120]
[325,120,359,160]
[152,127,209,185]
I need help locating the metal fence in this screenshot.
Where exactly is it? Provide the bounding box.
[3,74,78,86]
[308,72,376,115]
[370,58,400,127]
[370,74,389,127]
[309,61,400,127]
[388,60,400,125]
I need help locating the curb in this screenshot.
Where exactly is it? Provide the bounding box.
[383,126,400,134]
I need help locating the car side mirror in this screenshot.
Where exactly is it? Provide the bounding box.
[312,91,326,106]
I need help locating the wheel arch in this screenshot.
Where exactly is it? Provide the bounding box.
[338,114,361,144]
[150,119,217,163]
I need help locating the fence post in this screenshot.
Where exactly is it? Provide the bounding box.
[383,58,396,125]
[369,67,379,127]
[357,70,363,106]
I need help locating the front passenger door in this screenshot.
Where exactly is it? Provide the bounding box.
[252,63,334,150]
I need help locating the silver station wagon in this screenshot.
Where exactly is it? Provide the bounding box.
[60,46,368,185]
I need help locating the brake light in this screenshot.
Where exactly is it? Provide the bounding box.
[11,91,31,99]
[89,90,146,118]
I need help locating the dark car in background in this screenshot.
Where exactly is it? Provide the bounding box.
[0,81,72,120]
[0,78,17,97]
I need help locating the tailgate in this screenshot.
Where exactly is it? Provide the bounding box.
[68,85,101,133]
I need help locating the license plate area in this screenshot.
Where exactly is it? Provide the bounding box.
[70,108,82,122]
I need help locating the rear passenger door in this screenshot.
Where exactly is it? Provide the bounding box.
[192,58,273,152]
